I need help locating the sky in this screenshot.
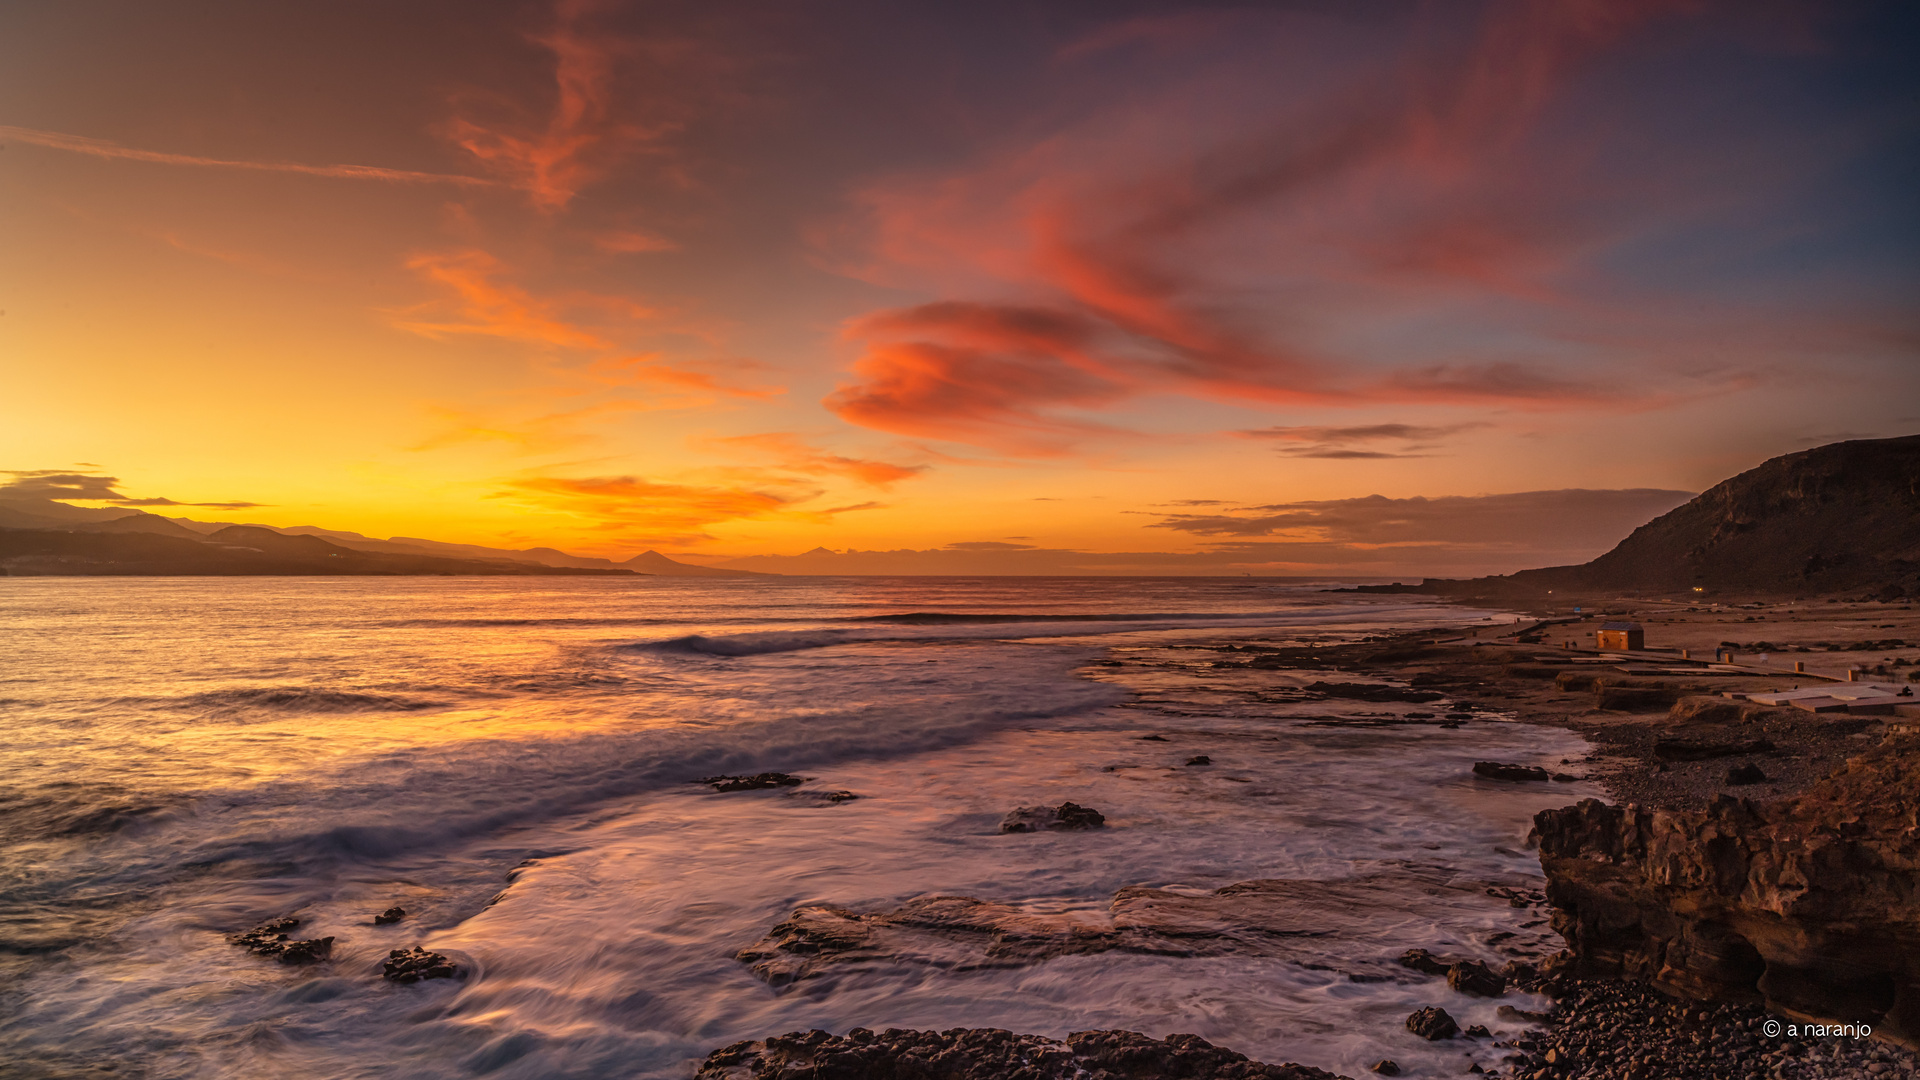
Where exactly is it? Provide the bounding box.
[2,0,1916,575]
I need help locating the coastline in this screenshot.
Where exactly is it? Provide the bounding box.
[692,597,1920,1079]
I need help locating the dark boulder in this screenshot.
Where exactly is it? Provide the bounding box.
[372,907,406,925]
[1405,1006,1459,1040]
[1001,801,1106,833]
[1724,763,1768,785]
[228,916,334,965]
[1445,960,1506,997]
[1186,755,1212,766]
[383,946,458,983]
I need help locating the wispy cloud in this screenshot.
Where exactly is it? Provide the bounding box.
[0,125,496,187]
[1239,421,1491,458]
[393,249,779,402]
[701,432,927,487]
[1146,488,1694,549]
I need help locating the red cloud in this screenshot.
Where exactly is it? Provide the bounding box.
[827,302,1131,455]
[825,0,1726,453]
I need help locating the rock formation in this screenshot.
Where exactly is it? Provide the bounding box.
[695,1026,1349,1080]
[1533,733,1920,1048]
[733,868,1551,986]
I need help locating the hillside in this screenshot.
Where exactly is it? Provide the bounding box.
[1376,435,1920,598]
[0,525,639,577]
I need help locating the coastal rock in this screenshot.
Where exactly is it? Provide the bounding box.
[1398,948,1452,976]
[1186,755,1212,766]
[1445,960,1506,997]
[735,869,1538,986]
[1369,1061,1399,1076]
[372,906,406,925]
[1472,762,1549,782]
[1000,801,1105,833]
[694,1026,1350,1080]
[702,772,804,792]
[1405,1006,1458,1040]
[382,946,457,983]
[228,916,334,965]
[1302,681,1444,704]
[1533,734,1920,1048]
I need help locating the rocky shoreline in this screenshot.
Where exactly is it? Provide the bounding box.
[690,599,1920,1078]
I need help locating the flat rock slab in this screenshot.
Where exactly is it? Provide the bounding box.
[735,867,1514,985]
[1473,762,1549,782]
[696,1026,1351,1080]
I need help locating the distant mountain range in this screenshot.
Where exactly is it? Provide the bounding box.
[0,502,768,578]
[1359,434,1920,599]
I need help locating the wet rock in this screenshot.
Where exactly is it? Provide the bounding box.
[1446,960,1506,998]
[701,772,803,792]
[1369,1061,1399,1076]
[228,916,334,965]
[1495,1003,1551,1024]
[382,945,457,983]
[1406,1006,1459,1040]
[1303,681,1444,704]
[1138,734,1169,741]
[1652,734,1776,762]
[1462,1025,1491,1038]
[372,907,406,925]
[1725,762,1768,785]
[1472,762,1549,782]
[1000,801,1105,833]
[1186,755,1212,766]
[694,1026,1349,1080]
[823,789,859,803]
[1398,948,1452,976]
[736,869,1544,986]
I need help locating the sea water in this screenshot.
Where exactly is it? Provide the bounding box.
[0,577,1598,1078]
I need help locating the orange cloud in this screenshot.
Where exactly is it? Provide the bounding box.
[703,432,925,487]
[396,250,609,349]
[500,473,792,541]
[444,0,675,212]
[395,250,778,402]
[0,124,497,187]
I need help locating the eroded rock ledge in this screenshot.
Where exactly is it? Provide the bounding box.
[1534,734,1920,1047]
[695,1026,1349,1080]
[735,865,1555,985]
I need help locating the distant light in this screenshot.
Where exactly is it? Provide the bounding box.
[1692,587,1705,593]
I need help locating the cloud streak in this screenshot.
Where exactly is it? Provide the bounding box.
[822,0,1756,453]
[0,125,496,187]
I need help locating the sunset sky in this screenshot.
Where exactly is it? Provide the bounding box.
[3,0,1915,574]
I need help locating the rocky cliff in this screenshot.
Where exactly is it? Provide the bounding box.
[1533,733,1920,1047]
[1373,434,1920,597]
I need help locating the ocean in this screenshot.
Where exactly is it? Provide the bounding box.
[0,576,1598,1078]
